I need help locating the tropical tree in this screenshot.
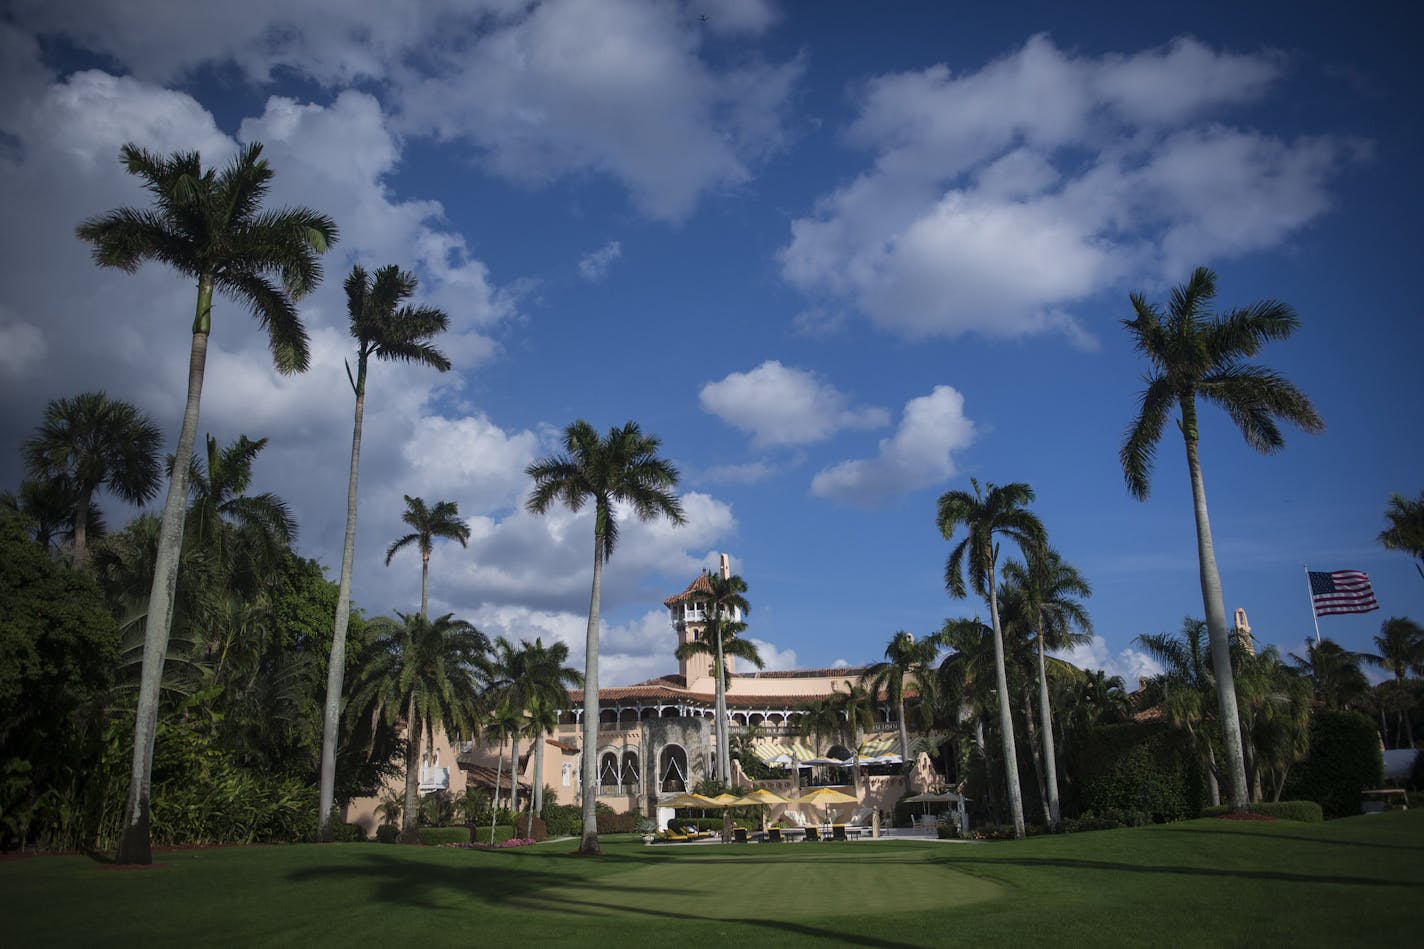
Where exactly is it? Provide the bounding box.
[674,571,761,784]
[183,433,295,595]
[21,391,162,568]
[355,612,488,843]
[318,263,452,839]
[859,631,938,770]
[385,496,470,618]
[1120,266,1324,811]
[938,478,1045,839]
[1366,617,1424,747]
[1136,618,1223,806]
[483,699,524,842]
[77,142,337,864]
[525,420,684,855]
[1290,638,1370,711]
[1232,642,1312,801]
[1000,547,1092,830]
[832,682,876,792]
[1379,492,1424,580]
[2,478,105,553]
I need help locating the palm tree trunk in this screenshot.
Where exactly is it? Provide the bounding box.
[318,355,367,841]
[420,551,429,618]
[715,627,729,785]
[975,716,998,824]
[578,529,604,855]
[401,700,421,843]
[1022,689,1049,825]
[491,736,504,845]
[987,573,1026,839]
[509,733,521,824]
[1181,399,1250,811]
[533,725,545,815]
[1207,746,1221,807]
[73,482,93,568]
[898,696,911,771]
[116,304,211,866]
[1036,633,1062,830]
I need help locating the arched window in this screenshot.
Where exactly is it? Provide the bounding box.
[621,751,640,789]
[599,752,619,791]
[659,745,688,793]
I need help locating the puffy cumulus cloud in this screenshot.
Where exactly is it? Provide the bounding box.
[811,386,975,505]
[699,361,888,447]
[578,241,623,282]
[394,0,803,220]
[1052,636,1164,689]
[747,638,798,672]
[782,34,1360,343]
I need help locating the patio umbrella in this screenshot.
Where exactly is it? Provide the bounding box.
[793,786,859,825]
[660,792,718,810]
[732,787,791,831]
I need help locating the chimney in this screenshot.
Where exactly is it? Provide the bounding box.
[719,552,730,580]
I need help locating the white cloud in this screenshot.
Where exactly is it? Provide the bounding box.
[1053,635,1164,690]
[747,638,798,672]
[578,241,623,281]
[699,459,780,485]
[700,361,888,446]
[781,34,1360,343]
[0,317,46,376]
[811,386,976,504]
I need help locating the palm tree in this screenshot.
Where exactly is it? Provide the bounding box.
[1290,638,1370,711]
[1366,617,1424,747]
[1232,643,1312,801]
[832,682,876,792]
[525,420,684,856]
[938,478,1045,839]
[2,478,105,553]
[356,612,488,843]
[1137,618,1224,806]
[183,434,295,592]
[77,142,336,864]
[22,391,162,568]
[484,699,524,842]
[1379,492,1424,580]
[385,496,470,618]
[859,631,938,771]
[1121,266,1324,811]
[1000,547,1092,830]
[674,571,760,784]
[318,264,452,839]
[515,638,581,817]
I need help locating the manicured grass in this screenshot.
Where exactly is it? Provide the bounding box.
[4,812,1421,947]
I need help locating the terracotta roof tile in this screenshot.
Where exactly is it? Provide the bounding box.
[663,572,715,607]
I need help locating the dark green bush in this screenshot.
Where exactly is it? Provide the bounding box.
[1283,711,1384,819]
[1256,800,1324,822]
[596,811,638,833]
[1061,814,1125,834]
[1075,722,1204,823]
[326,821,366,842]
[375,824,399,844]
[417,826,471,845]
[541,804,581,837]
[470,824,518,844]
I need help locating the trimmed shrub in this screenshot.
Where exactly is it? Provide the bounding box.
[516,815,548,842]
[327,822,367,842]
[1075,722,1204,824]
[375,824,399,844]
[470,824,519,844]
[418,826,471,845]
[541,804,581,837]
[597,811,638,834]
[1283,710,1384,819]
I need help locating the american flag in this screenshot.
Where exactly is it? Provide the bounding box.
[1308,570,1379,616]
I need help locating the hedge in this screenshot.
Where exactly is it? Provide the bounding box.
[1283,710,1383,819]
[1200,800,1324,822]
[1075,722,1204,823]
[469,824,519,844]
[417,826,472,845]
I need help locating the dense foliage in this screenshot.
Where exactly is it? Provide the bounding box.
[1284,710,1384,818]
[1075,722,1205,823]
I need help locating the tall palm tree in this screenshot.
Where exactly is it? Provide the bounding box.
[484,699,523,842]
[184,434,295,591]
[78,143,336,864]
[1379,492,1424,580]
[319,264,451,839]
[938,478,1045,839]
[859,631,938,771]
[526,420,683,855]
[515,638,581,817]
[1000,547,1092,830]
[829,681,876,791]
[674,571,760,784]
[385,496,470,618]
[1121,266,1324,811]
[2,478,105,553]
[356,612,488,843]
[1290,638,1370,711]
[22,392,162,568]
[1232,642,1312,801]
[1366,617,1424,747]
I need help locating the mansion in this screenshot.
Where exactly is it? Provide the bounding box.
[348,556,929,832]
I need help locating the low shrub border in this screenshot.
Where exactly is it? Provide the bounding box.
[1200,801,1324,823]
[417,826,472,845]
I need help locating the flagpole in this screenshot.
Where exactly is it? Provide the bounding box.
[1303,564,1322,645]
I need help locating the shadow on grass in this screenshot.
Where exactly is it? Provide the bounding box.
[1163,827,1424,852]
[288,848,940,947]
[943,855,1411,888]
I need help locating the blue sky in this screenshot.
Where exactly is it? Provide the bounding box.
[1,0,1420,686]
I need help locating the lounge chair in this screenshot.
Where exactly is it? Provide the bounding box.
[804,826,821,841]
[733,827,748,843]
[767,827,784,843]
[831,824,848,841]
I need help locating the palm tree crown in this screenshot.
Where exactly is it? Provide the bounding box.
[385,495,470,618]
[859,631,937,767]
[22,391,162,567]
[1378,491,1424,579]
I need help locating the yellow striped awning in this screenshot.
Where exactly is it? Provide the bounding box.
[857,735,899,758]
[752,741,816,764]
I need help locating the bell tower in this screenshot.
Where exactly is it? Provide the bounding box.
[665,554,735,687]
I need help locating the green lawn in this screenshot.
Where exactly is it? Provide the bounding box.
[5,812,1421,947]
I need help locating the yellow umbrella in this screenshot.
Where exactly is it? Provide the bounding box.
[793,787,859,824]
[732,788,790,806]
[660,792,718,809]
[708,793,742,806]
